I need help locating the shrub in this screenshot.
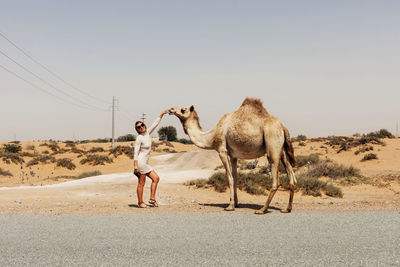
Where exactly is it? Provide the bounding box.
[176,138,193,144]
[307,161,360,178]
[117,134,136,142]
[207,172,229,192]
[296,153,320,168]
[0,168,12,177]
[2,144,22,154]
[184,178,208,188]
[26,155,56,167]
[80,154,113,166]
[0,151,24,164]
[185,170,344,198]
[87,147,105,153]
[246,160,258,169]
[109,146,134,159]
[158,126,177,141]
[361,153,378,162]
[56,158,76,170]
[296,175,326,197]
[367,129,394,139]
[76,171,102,179]
[295,135,307,142]
[354,146,373,155]
[324,183,343,198]
[298,142,306,146]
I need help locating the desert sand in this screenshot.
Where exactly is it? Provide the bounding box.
[0,138,399,214]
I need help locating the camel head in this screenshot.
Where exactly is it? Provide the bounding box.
[168,105,200,134]
[168,105,195,122]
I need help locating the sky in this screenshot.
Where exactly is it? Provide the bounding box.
[1,0,399,141]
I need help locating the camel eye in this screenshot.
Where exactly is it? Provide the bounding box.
[181,109,185,114]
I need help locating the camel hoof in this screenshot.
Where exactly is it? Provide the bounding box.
[255,209,266,215]
[280,209,291,213]
[224,206,235,211]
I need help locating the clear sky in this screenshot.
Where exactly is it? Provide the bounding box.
[1,0,399,141]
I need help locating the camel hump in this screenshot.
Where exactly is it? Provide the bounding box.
[240,97,269,115]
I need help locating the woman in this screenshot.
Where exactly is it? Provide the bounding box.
[134,110,168,208]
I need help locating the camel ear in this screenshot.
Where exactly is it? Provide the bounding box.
[190,105,194,112]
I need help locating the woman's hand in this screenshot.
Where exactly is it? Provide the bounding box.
[160,110,168,117]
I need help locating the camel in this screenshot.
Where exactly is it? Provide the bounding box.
[168,97,297,214]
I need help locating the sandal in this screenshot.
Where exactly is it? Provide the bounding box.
[138,202,148,208]
[148,199,159,207]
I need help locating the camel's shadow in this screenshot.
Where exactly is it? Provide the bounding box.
[199,203,282,212]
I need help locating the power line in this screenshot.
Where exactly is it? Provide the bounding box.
[0,30,109,105]
[0,49,107,111]
[0,63,101,110]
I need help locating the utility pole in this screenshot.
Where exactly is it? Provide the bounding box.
[111,96,119,149]
[141,113,147,123]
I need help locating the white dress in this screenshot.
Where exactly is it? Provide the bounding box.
[134,117,161,174]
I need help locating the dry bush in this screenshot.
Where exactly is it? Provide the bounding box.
[185,171,343,198]
[25,145,35,150]
[307,161,360,178]
[109,146,134,159]
[80,155,113,166]
[354,146,373,155]
[0,151,24,165]
[295,153,320,168]
[184,178,208,188]
[298,141,306,146]
[26,155,56,167]
[87,147,105,153]
[246,160,258,170]
[0,168,12,177]
[325,183,343,198]
[20,151,37,157]
[76,171,102,179]
[2,143,22,154]
[361,153,378,162]
[56,158,76,170]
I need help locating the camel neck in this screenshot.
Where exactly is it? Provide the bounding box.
[185,119,215,149]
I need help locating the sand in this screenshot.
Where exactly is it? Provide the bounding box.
[0,139,399,214]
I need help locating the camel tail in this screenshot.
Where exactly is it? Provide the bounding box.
[283,127,296,167]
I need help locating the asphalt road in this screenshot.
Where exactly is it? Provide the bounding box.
[0,211,399,266]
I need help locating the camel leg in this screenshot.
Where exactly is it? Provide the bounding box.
[255,144,281,214]
[231,157,239,207]
[218,151,235,211]
[281,152,297,213]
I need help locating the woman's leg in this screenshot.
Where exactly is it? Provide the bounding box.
[146,170,160,200]
[137,173,147,204]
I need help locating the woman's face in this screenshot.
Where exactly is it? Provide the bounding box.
[136,122,146,134]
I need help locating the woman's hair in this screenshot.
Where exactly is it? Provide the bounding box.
[135,121,146,133]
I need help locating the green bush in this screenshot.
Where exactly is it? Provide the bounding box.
[354,146,373,155]
[117,134,136,142]
[158,126,177,141]
[295,134,307,142]
[296,175,325,197]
